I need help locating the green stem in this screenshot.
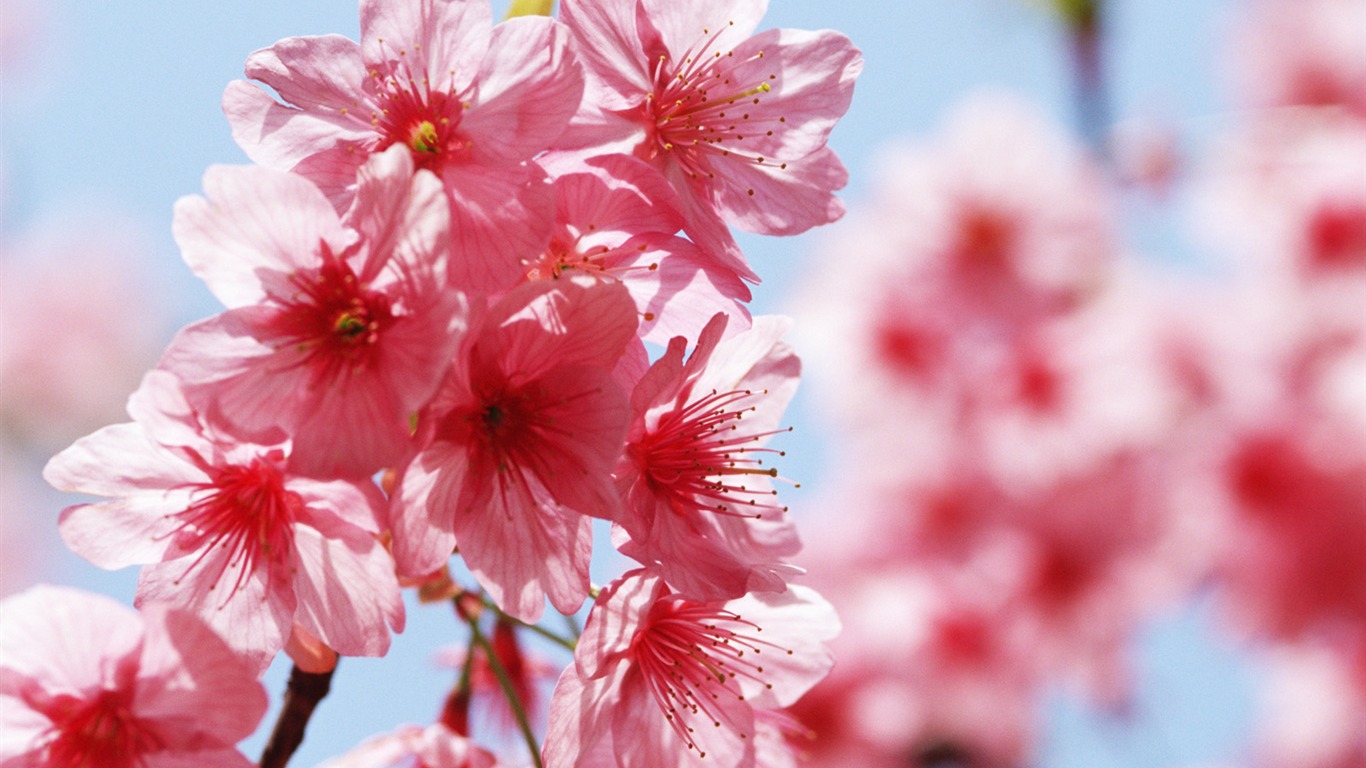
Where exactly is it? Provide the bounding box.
[464,613,545,768]
[478,596,578,652]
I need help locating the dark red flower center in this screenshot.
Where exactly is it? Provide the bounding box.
[1306,200,1366,270]
[42,688,162,768]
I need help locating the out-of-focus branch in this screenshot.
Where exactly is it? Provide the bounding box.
[1060,0,1110,153]
[260,663,337,768]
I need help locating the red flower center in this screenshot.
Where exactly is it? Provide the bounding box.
[1306,200,1366,270]
[43,689,162,768]
[630,597,787,757]
[633,387,790,521]
[166,452,301,602]
[647,22,782,184]
[370,60,469,172]
[281,243,395,385]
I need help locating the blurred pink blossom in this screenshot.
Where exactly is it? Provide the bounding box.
[0,584,267,767]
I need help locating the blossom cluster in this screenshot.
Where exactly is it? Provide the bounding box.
[787,0,1366,765]
[5,0,861,766]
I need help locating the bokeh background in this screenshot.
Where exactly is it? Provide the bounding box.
[3,0,1358,766]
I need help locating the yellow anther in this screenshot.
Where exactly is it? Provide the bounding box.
[409,120,441,153]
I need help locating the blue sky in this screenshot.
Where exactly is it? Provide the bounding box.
[1,1,1261,765]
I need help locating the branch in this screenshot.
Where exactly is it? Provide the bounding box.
[260,663,337,768]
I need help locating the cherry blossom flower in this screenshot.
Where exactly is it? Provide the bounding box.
[389,277,637,622]
[160,147,463,479]
[0,584,267,767]
[1195,110,1366,332]
[44,370,405,673]
[557,0,863,275]
[1232,0,1366,114]
[544,568,837,768]
[793,94,1117,461]
[787,563,1040,768]
[224,0,583,293]
[530,153,752,344]
[318,723,501,768]
[614,312,801,601]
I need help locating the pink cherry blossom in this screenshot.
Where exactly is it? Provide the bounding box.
[224,0,583,293]
[614,312,801,601]
[792,94,1118,466]
[1232,0,1366,114]
[788,563,1039,768]
[1195,110,1366,332]
[159,147,464,479]
[530,153,752,344]
[1213,425,1366,643]
[318,723,501,768]
[0,584,267,767]
[44,370,405,673]
[557,0,863,274]
[544,568,837,768]
[389,277,637,622]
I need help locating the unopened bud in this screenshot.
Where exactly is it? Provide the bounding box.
[454,590,485,622]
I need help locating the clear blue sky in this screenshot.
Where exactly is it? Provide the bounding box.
[2,1,1259,765]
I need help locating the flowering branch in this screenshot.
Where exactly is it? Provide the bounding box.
[260,663,336,768]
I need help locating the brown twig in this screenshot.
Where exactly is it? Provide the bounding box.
[259,663,336,768]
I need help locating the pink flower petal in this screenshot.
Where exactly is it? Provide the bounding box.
[711,144,849,235]
[291,525,404,658]
[58,495,187,571]
[442,162,555,293]
[461,16,583,167]
[390,442,465,578]
[223,79,372,177]
[133,605,268,746]
[453,475,593,622]
[558,0,651,111]
[641,0,769,58]
[173,165,353,308]
[359,0,492,87]
[136,557,291,676]
[242,34,370,122]
[44,422,199,498]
